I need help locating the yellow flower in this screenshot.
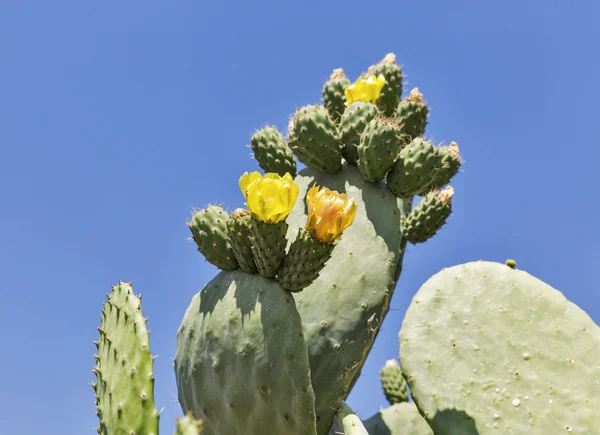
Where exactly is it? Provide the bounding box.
[305,186,356,244]
[239,171,299,224]
[344,75,385,105]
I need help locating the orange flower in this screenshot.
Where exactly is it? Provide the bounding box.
[305,186,356,244]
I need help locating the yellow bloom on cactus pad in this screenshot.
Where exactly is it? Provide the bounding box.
[239,171,299,224]
[344,75,386,105]
[305,186,356,244]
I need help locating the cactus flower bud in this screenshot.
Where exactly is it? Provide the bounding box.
[305,186,356,244]
[344,75,386,105]
[239,171,299,224]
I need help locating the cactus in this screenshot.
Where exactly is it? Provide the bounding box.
[250,126,297,177]
[188,206,238,270]
[400,261,600,434]
[386,137,440,198]
[380,359,409,405]
[395,88,429,141]
[226,208,257,273]
[174,271,317,435]
[339,102,381,165]
[402,187,454,244]
[323,68,351,123]
[365,53,403,117]
[174,413,203,435]
[363,403,433,435]
[357,117,403,183]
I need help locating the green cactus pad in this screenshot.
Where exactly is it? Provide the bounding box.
[93,282,159,435]
[286,165,411,434]
[386,138,439,198]
[339,102,380,165]
[380,359,409,405]
[174,412,204,435]
[189,206,239,270]
[250,217,288,278]
[226,209,257,273]
[402,187,453,244]
[277,228,335,292]
[367,53,403,117]
[395,88,429,142]
[337,403,369,435]
[250,126,297,177]
[357,117,403,183]
[400,261,600,434]
[431,141,462,189]
[364,403,433,435]
[290,104,342,174]
[174,271,317,435]
[323,68,351,124]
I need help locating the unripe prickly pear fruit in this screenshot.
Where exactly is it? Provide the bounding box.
[386,138,439,198]
[289,104,342,173]
[395,88,429,142]
[380,359,409,405]
[323,68,351,124]
[339,102,380,164]
[174,412,203,435]
[226,208,257,273]
[431,141,462,189]
[250,126,297,177]
[188,206,239,270]
[94,282,159,435]
[357,117,403,183]
[367,53,403,117]
[402,186,454,244]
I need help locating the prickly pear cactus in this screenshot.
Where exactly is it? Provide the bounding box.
[400,261,600,434]
[174,271,317,435]
[363,403,433,435]
[93,282,160,435]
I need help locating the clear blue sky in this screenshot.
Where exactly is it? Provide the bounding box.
[1,2,599,434]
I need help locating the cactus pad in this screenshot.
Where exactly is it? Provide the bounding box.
[400,261,600,434]
[323,68,351,123]
[339,102,380,165]
[431,141,462,189]
[93,282,159,435]
[380,359,409,405]
[286,165,411,434]
[189,206,239,270]
[364,403,433,435]
[250,217,288,278]
[290,105,342,173]
[250,126,296,177]
[386,138,439,198]
[357,117,403,183]
[402,187,453,244]
[175,270,317,435]
[277,228,334,292]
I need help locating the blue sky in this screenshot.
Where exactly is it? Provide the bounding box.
[1,2,599,434]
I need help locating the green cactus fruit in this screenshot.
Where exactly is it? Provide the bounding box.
[395,88,429,142]
[188,206,239,270]
[289,104,342,174]
[400,261,600,435]
[250,217,288,278]
[93,282,159,435]
[277,228,335,292]
[357,117,403,183]
[323,68,351,124]
[363,403,433,435]
[285,166,412,434]
[174,270,317,435]
[226,208,257,274]
[402,187,453,244]
[174,412,204,435]
[337,403,369,435]
[431,141,462,189]
[380,359,409,405]
[386,138,440,198]
[339,102,380,165]
[367,53,403,117]
[250,126,297,177]
[505,258,517,269]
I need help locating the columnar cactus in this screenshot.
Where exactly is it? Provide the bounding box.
[91,52,599,435]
